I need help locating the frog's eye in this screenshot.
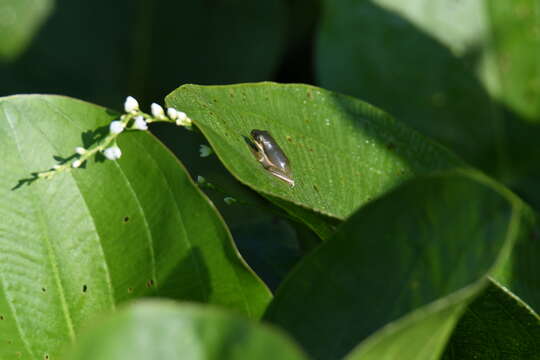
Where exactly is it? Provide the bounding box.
[250,129,265,143]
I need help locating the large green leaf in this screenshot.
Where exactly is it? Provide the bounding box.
[442,279,540,359]
[0,0,54,60]
[0,95,270,359]
[264,171,536,359]
[64,300,308,360]
[165,82,465,236]
[316,0,540,211]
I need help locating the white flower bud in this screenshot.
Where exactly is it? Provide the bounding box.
[167,108,178,120]
[224,197,237,205]
[72,160,82,168]
[133,116,148,131]
[124,96,139,113]
[176,113,192,128]
[176,110,187,121]
[109,120,125,134]
[103,145,122,160]
[75,147,86,155]
[151,103,165,119]
[196,175,206,184]
[199,144,213,157]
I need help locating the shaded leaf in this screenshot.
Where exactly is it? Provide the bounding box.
[442,279,540,360]
[316,0,500,170]
[64,300,308,360]
[234,218,302,292]
[488,1,540,122]
[0,95,270,359]
[0,0,54,60]
[264,171,532,359]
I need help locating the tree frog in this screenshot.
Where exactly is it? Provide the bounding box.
[247,129,295,187]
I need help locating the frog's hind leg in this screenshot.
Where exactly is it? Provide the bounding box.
[268,168,295,187]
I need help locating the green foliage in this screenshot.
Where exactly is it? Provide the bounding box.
[442,280,540,359]
[0,0,54,60]
[316,0,540,210]
[166,83,464,237]
[0,95,270,359]
[1,1,540,359]
[64,300,307,360]
[264,170,534,359]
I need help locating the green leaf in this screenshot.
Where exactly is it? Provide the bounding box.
[442,279,540,360]
[165,82,464,236]
[488,1,540,122]
[64,300,308,360]
[316,0,540,210]
[0,0,54,60]
[234,218,302,292]
[264,170,533,359]
[0,95,270,359]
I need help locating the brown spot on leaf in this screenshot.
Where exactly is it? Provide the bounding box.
[146,279,155,288]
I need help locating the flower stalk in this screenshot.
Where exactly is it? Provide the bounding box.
[37,96,192,180]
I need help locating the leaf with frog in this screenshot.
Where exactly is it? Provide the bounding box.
[166,82,467,238]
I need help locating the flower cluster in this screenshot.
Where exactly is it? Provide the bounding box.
[37,96,192,179]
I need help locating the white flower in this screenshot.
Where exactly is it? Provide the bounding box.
[167,108,178,120]
[196,175,206,184]
[151,103,165,119]
[224,197,237,205]
[75,147,86,155]
[109,120,125,134]
[124,96,139,113]
[199,144,213,157]
[72,160,82,168]
[103,145,122,160]
[132,116,148,131]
